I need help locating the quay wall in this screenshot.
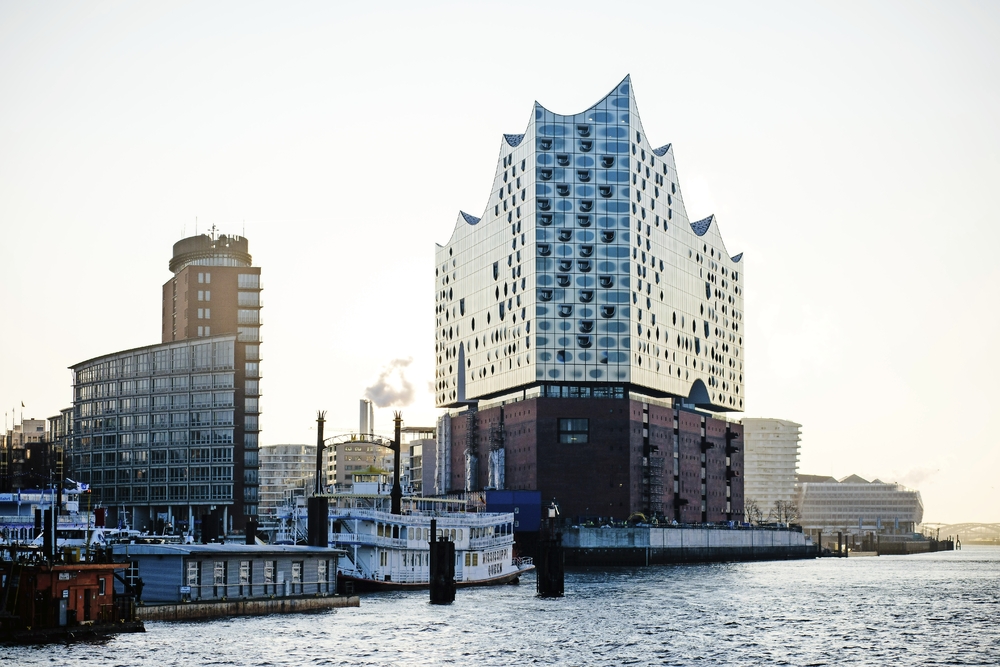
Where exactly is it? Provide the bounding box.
[561,526,815,565]
[137,594,359,622]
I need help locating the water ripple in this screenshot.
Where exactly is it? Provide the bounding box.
[4,547,998,666]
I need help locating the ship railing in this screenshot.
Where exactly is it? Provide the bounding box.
[329,533,407,549]
[330,507,511,527]
[469,535,514,549]
[513,556,533,568]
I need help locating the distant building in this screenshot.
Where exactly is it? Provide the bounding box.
[259,444,316,526]
[401,426,434,495]
[741,418,801,516]
[0,418,56,492]
[795,473,924,536]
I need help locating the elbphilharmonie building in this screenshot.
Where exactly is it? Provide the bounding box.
[435,76,744,413]
[434,77,746,523]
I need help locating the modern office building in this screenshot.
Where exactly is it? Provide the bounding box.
[259,444,316,526]
[741,418,801,516]
[796,474,924,535]
[68,231,262,534]
[433,77,746,521]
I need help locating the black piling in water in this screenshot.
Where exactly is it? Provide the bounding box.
[307,497,329,547]
[537,501,564,597]
[429,519,455,604]
[536,533,564,597]
[43,509,54,560]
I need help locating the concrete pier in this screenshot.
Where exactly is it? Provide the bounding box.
[560,526,815,566]
[137,594,359,622]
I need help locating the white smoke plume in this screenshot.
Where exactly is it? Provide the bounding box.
[364,358,415,408]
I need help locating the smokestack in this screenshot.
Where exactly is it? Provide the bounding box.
[316,410,326,495]
[359,399,374,435]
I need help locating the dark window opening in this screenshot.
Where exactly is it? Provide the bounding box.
[558,418,589,444]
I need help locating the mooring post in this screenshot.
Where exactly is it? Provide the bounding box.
[391,412,403,516]
[315,411,326,495]
[537,500,564,597]
[429,518,456,604]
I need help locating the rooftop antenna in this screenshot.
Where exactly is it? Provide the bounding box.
[209,223,218,240]
[195,216,198,235]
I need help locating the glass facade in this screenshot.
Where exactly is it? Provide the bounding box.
[69,334,258,527]
[435,76,745,411]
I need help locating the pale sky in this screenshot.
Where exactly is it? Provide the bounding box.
[1,1,997,523]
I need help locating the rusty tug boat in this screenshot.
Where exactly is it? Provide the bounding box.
[1,505,144,644]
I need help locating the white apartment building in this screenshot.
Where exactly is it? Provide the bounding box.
[742,418,801,515]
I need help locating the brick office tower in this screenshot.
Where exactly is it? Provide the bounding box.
[434,77,744,522]
[69,232,261,535]
[161,233,262,525]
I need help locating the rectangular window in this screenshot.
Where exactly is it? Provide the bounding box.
[98,578,106,596]
[187,560,200,587]
[558,418,589,444]
[239,560,250,595]
[204,326,211,336]
[292,561,302,593]
[238,327,259,343]
[198,272,204,284]
[238,291,259,307]
[237,309,259,325]
[213,561,226,597]
[238,273,259,289]
[198,290,204,301]
[318,560,328,592]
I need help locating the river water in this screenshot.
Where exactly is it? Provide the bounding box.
[5,546,998,666]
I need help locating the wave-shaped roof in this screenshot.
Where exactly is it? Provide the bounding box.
[460,211,481,225]
[691,215,714,237]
